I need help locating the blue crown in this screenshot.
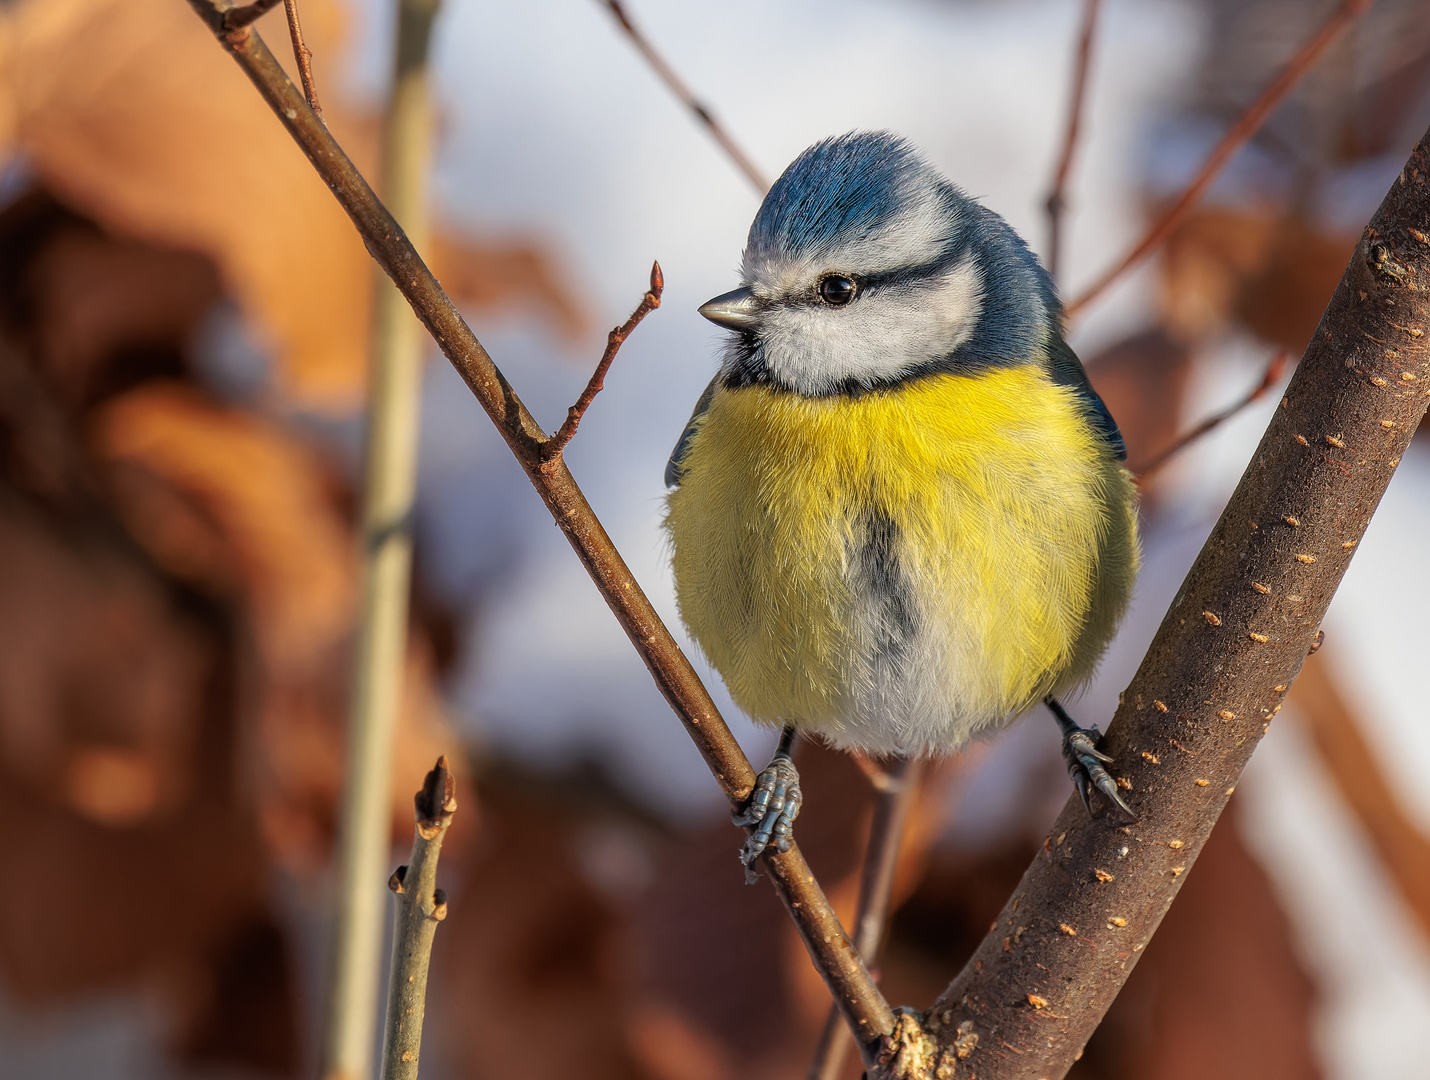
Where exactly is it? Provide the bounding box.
[747,131,950,262]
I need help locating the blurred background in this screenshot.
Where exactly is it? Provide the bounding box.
[1,0,1429,1077]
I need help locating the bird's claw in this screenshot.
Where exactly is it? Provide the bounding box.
[1062,726,1135,821]
[733,753,802,883]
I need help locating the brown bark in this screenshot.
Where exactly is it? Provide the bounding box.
[872,134,1430,1078]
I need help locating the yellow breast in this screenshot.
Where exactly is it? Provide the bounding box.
[664,365,1138,755]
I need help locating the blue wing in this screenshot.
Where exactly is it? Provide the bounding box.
[664,375,719,488]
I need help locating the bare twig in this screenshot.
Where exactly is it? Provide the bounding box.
[809,757,925,1080]
[184,3,894,1063]
[1132,350,1290,479]
[221,0,280,31]
[599,0,769,195]
[1045,0,1101,281]
[542,261,663,467]
[872,127,1430,1080]
[322,0,439,1076]
[281,0,323,117]
[380,756,457,1080]
[1064,0,1373,318]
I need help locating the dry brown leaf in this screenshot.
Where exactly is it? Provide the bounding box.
[431,231,590,343]
[1,0,587,408]
[90,382,355,671]
[2,0,374,407]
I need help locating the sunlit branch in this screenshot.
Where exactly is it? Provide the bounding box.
[542,260,663,467]
[185,2,894,1063]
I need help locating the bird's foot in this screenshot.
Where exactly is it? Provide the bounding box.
[732,751,802,883]
[1061,725,1134,821]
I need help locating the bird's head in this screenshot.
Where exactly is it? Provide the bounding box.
[701,131,1056,396]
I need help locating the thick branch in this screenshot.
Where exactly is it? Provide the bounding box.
[1064,0,1372,319]
[542,261,663,466]
[599,0,769,195]
[185,1,894,1060]
[875,131,1430,1080]
[380,756,458,1080]
[1044,0,1101,281]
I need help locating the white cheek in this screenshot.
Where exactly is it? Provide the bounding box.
[758,257,985,394]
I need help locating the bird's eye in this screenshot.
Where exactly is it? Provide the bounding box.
[818,275,857,306]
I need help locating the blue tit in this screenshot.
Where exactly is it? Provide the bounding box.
[663,132,1139,876]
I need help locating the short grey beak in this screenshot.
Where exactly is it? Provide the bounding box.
[699,287,760,330]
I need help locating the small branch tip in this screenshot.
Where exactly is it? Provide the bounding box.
[541,263,665,464]
[415,756,457,825]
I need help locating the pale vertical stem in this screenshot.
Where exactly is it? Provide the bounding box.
[322,1,441,1077]
[380,757,457,1080]
[808,757,924,1080]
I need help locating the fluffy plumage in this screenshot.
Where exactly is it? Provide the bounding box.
[665,131,1138,757]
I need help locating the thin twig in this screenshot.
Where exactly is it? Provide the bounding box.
[221,0,280,31]
[282,0,323,118]
[808,757,924,1080]
[542,260,663,467]
[1064,0,1373,318]
[1132,351,1289,479]
[380,757,457,1080]
[322,0,438,1075]
[1045,0,1101,282]
[183,3,895,1062]
[599,0,769,195]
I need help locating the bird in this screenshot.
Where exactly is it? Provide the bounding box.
[663,132,1139,879]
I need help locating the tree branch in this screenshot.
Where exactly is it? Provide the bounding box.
[184,1,894,1062]
[380,756,458,1080]
[873,129,1430,1079]
[281,0,323,118]
[322,0,437,1073]
[598,0,769,195]
[221,0,280,31]
[1063,0,1373,319]
[1044,0,1101,282]
[541,261,663,468]
[809,757,925,1080]
[1131,350,1289,479]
